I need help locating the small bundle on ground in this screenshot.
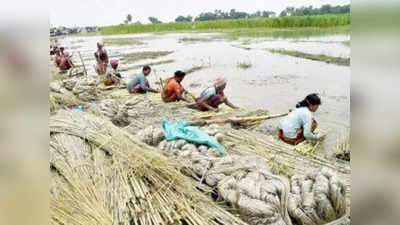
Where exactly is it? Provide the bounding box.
[49,92,85,113]
[63,77,79,91]
[97,99,130,126]
[72,77,99,101]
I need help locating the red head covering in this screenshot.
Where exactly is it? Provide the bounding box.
[215,76,227,88]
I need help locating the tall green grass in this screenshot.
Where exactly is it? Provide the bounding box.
[101,14,350,35]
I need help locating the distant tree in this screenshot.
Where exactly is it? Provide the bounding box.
[279,4,349,17]
[148,17,162,24]
[175,15,192,22]
[262,11,276,17]
[126,14,132,24]
[320,4,332,14]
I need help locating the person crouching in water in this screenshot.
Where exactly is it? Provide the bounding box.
[162,70,190,102]
[104,59,122,86]
[279,93,327,145]
[127,66,158,93]
[58,51,74,73]
[94,42,109,75]
[188,77,238,111]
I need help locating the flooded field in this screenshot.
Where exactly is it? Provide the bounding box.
[60,30,350,157]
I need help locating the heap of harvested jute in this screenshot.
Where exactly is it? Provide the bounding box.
[72,77,98,101]
[136,124,349,225]
[288,168,349,225]
[96,99,130,126]
[49,92,85,113]
[50,81,65,93]
[49,110,248,225]
[63,77,79,91]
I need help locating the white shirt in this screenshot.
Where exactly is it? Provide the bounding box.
[279,107,319,140]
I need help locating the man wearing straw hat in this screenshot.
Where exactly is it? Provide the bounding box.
[188,76,238,111]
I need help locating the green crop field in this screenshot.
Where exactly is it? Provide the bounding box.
[101,14,350,35]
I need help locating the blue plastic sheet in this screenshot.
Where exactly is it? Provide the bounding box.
[162,119,227,155]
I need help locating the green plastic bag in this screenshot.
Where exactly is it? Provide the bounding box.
[162,119,227,155]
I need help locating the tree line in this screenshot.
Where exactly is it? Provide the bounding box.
[123,4,350,24]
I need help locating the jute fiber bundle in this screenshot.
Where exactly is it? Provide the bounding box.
[288,168,348,225]
[49,92,86,113]
[49,110,248,225]
[72,77,99,101]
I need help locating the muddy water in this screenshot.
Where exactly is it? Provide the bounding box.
[61,31,350,157]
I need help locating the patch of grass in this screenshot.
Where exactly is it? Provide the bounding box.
[241,40,252,45]
[270,158,294,177]
[104,38,145,45]
[101,14,350,35]
[179,37,213,43]
[69,31,102,37]
[122,51,173,63]
[268,48,350,66]
[224,25,350,39]
[185,65,204,74]
[237,61,252,69]
[342,40,350,46]
[120,59,175,72]
[232,45,252,51]
[189,82,201,88]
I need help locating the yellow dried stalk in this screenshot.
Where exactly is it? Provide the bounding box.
[49,110,248,225]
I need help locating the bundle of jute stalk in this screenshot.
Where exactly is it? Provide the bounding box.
[49,110,248,225]
[49,92,86,113]
[335,133,350,161]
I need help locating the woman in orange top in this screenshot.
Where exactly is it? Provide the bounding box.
[162,71,190,103]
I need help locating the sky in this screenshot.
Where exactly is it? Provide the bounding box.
[49,0,350,27]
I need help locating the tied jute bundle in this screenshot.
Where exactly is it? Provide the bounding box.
[136,124,349,225]
[72,77,99,101]
[288,168,348,225]
[49,110,248,225]
[97,99,130,127]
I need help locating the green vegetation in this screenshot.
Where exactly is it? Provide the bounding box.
[268,48,350,66]
[343,40,350,46]
[103,38,145,45]
[237,61,252,69]
[174,4,349,22]
[270,158,294,177]
[179,37,213,43]
[121,51,173,63]
[120,59,175,72]
[101,14,350,35]
[279,4,350,17]
[224,25,350,39]
[185,65,204,74]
